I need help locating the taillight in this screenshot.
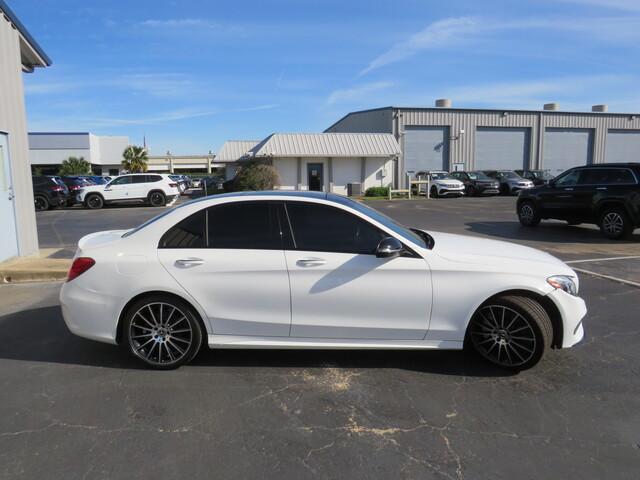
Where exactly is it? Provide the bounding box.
[67,257,95,282]
[51,186,63,192]
[169,182,178,187]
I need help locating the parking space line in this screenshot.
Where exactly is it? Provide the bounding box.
[565,255,640,264]
[572,267,640,289]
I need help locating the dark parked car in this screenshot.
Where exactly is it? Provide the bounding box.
[32,176,69,211]
[450,171,500,196]
[78,175,110,185]
[60,176,93,206]
[517,163,640,240]
[515,169,555,186]
[201,176,225,194]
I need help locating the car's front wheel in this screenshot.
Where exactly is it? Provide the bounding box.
[518,201,540,227]
[467,295,553,370]
[599,207,632,240]
[430,185,439,198]
[34,195,49,211]
[123,295,203,369]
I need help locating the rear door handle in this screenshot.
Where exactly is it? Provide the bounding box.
[563,188,574,191]
[596,187,607,191]
[296,257,326,267]
[175,258,204,268]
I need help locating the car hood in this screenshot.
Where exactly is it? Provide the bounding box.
[422,230,575,276]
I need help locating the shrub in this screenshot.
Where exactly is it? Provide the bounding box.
[364,186,389,197]
[232,161,281,191]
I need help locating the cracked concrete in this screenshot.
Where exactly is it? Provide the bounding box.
[1,276,639,479]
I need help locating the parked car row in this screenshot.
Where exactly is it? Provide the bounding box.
[32,173,192,210]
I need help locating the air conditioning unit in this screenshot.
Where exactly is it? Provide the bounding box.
[347,183,362,196]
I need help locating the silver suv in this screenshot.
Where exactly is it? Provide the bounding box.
[482,170,534,195]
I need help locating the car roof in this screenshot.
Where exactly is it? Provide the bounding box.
[575,163,639,168]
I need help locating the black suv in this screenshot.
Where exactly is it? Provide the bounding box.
[450,171,500,196]
[517,163,640,239]
[32,176,69,211]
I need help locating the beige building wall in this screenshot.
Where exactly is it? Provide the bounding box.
[0,16,38,257]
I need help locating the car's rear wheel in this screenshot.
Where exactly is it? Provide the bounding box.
[149,191,166,207]
[85,194,104,209]
[468,295,552,370]
[430,185,439,199]
[518,201,540,227]
[599,207,632,240]
[123,296,203,369]
[34,195,49,211]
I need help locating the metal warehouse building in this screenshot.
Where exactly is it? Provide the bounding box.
[325,101,640,187]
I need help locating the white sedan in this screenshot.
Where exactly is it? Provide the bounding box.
[60,192,586,370]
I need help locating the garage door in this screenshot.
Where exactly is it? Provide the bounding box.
[403,126,449,174]
[474,127,530,170]
[605,130,640,163]
[543,128,593,176]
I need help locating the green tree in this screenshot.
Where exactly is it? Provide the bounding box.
[58,156,91,176]
[232,161,281,191]
[121,145,148,173]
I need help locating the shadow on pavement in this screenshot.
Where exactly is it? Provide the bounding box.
[465,221,640,244]
[0,305,516,378]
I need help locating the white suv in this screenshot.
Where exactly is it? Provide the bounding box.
[77,174,181,209]
[415,171,466,198]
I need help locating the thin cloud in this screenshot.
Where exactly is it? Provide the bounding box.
[327,81,395,104]
[361,15,640,75]
[139,18,220,28]
[556,0,640,11]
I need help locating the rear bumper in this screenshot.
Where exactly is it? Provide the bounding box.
[545,289,586,348]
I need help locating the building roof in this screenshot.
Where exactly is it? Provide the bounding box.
[248,133,400,158]
[324,105,640,132]
[216,140,260,162]
[0,0,52,70]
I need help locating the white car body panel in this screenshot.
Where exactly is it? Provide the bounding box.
[60,192,586,355]
[76,174,180,205]
[285,250,431,340]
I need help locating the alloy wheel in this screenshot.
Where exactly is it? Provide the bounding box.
[128,302,193,366]
[519,204,535,224]
[469,305,537,367]
[87,195,102,209]
[34,197,47,211]
[602,212,624,235]
[150,192,164,206]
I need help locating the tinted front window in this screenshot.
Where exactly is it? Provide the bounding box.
[159,210,206,248]
[286,202,386,254]
[131,176,148,184]
[555,169,582,187]
[208,202,285,250]
[109,176,132,186]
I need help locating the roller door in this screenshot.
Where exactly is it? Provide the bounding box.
[605,130,640,163]
[403,126,449,174]
[474,127,530,170]
[543,128,593,176]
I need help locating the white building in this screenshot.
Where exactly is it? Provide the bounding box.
[243,133,399,195]
[216,140,261,180]
[28,132,129,176]
[0,1,51,262]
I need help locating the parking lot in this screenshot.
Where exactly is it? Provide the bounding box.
[2,195,639,479]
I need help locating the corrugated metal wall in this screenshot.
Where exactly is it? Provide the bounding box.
[0,17,39,258]
[474,127,530,170]
[403,126,449,173]
[605,130,640,163]
[543,128,594,175]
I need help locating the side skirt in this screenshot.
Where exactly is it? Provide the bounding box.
[207,335,463,350]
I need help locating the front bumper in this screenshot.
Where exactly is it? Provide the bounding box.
[545,289,586,348]
[438,187,465,196]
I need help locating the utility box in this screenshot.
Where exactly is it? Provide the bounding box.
[347,182,362,196]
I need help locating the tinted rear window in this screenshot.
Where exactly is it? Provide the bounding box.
[159,210,206,248]
[208,202,285,250]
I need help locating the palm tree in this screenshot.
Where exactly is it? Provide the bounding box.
[121,145,148,173]
[58,156,91,176]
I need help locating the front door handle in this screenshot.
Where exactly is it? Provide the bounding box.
[175,258,204,268]
[563,188,574,191]
[596,187,607,191]
[296,257,326,267]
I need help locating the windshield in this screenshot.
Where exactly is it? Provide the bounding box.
[429,172,452,180]
[499,171,520,179]
[532,170,554,180]
[332,195,427,248]
[467,171,491,180]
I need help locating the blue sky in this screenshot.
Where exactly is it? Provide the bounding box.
[16,0,640,154]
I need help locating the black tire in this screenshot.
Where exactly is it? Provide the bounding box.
[467,295,553,370]
[599,207,633,240]
[466,185,477,197]
[85,193,104,209]
[500,183,510,196]
[149,191,166,207]
[518,201,541,227]
[34,195,49,211]
[122,294,203,370]
[430,185,439,199]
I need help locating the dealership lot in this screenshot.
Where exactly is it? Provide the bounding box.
[1,196,639,478]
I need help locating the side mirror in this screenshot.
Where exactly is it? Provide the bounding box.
[376,237,403,259]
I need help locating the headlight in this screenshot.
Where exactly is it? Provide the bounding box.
[547,275,578,296]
